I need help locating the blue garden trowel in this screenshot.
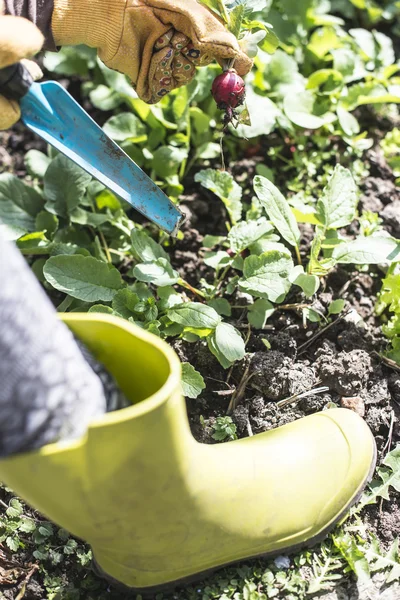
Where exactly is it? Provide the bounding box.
[0,62,184,236]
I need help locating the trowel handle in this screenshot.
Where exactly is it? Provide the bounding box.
[0,62,33,101]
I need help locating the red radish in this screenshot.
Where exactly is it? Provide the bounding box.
[211,69,246,110]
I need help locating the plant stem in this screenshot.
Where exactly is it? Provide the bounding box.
[218,0,230,26]
[295,244,302,266]
[227,366,254,415]
[279,303,310,311]
[184,152,198,178]
[180,116,191,180]
[109,249,128,258]
[214,250,241,294]
[178,278,206,299]
[99,230,112,263]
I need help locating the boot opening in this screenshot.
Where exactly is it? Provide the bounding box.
[61,313,180,406]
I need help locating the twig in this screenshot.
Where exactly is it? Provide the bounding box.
[234,324,274,330]
[226,363,234,385]
[279,303,311,311]
[276,385,329,409]
[338,274,359,298]
[205,376,228,384]
[298,310,351,355]
[246,418,254,437]
[372,351,400,372]
[213,389,235,396]
[16,564,39,600]
[380,409,395,515]
[227,365,254,415]
[382,409,395,457]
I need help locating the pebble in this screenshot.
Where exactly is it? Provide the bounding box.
[340,396,365,417]
[274,555,291,569]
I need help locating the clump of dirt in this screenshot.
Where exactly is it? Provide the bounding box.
[363,367,391,406]
[264,331,298,358]
[381,200,400,238]
[246,397,301,433]
[231,404,249,435]
[249,351,293,400]
[336,321,374,351]
[316,348,372,396]
[365,404,394,438]
[250,352,316,401]
[299,392,330,414]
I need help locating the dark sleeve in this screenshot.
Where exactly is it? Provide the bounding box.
[0,231,129,458]
[4,0,57,51]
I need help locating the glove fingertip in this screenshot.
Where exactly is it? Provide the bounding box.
[234,54,254,76]
[0,17,44,67]
[20,59,43,82]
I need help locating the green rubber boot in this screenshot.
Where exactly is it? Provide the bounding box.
[0,314,376,592]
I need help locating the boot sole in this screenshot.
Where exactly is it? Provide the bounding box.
[92,436,377,596]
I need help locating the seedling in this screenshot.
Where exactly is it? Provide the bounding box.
[211,416,238,441]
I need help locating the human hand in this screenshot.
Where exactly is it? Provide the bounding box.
[0,0,43,129]
[52,0,253,103]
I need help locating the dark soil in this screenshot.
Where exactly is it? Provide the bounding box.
[360,148,400,240]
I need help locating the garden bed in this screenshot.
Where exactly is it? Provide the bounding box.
[1,1,400,599]
[1,121,400,600]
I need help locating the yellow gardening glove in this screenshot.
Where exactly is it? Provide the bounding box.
[52,0,253,103]
[0,2,44,129]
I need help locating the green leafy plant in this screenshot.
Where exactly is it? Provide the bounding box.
[1,3,400,597]
[211,416,238,441]
[381,127,400,183]
[197,163,399,329]
[0,492,90,567]
[181,363,206,399]
[307,541,344,594]
[198,0,279,56]
[358,444,400,509]
[0,152,249,378]
[376,267,400,364]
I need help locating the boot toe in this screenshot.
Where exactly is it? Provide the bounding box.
[313,407,376,530]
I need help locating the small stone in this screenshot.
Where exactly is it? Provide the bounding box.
[274,555,291,569]
[343,308,364,326]
[382,200,400,238]
[340,396,365,417]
